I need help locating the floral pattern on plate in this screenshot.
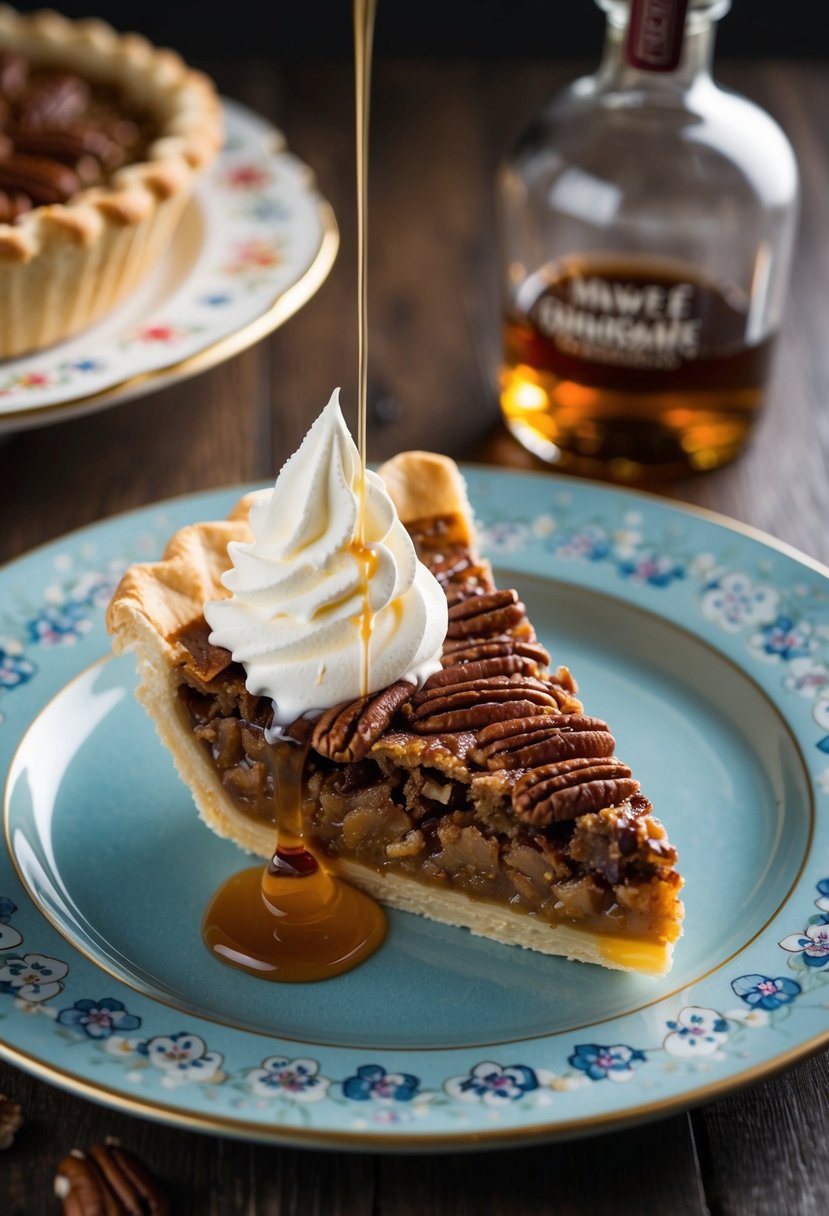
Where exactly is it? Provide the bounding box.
[1,473,828,1146]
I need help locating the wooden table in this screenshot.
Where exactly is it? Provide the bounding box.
[2,58,828,1214]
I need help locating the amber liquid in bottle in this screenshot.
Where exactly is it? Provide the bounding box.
[201,0,386,983]
[500,256,775,482]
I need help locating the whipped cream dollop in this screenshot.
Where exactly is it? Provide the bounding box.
[204,390,448,726]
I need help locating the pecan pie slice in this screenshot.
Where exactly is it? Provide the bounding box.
[0,7,221,356]
[107,452,684,974]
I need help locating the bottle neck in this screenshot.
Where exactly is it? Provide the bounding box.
[594,1,727,94]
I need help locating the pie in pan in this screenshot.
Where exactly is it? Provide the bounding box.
[107,452,684,975]
[0,5,221,357]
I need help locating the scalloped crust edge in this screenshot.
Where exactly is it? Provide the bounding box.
[0,6,223,356]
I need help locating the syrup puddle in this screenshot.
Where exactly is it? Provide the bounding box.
[202,719,386,982]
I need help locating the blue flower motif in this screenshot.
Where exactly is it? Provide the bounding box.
[136,1032,224,1088]
[0,953,68,1001]
[569,1043,646,1082]
[616,550,686,587]
[780,922,829,967]
[57,997,141,1040]
[0,897,22,951]
[246,1056,329,1102]
[445,1061,540,1104]
[752,615,812,661]
[342,1064,420,1103]
[550,525,611,562]
[27,602,91,647]
[68,359,104,373]
[0,647,36,689]
[730,973,802,1011]
[68,570,123,610]
[199,293,233,307]
[247,198,290,223]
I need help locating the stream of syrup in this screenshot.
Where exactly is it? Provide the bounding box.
[201,0,387,983]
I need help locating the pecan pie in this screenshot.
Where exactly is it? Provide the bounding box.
[107,453,684,974]
[0,7,221,357]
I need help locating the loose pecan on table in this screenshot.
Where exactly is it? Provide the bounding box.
[54,1139,170,1215]
[0,1092,23,1150]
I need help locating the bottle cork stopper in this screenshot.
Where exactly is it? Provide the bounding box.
[626,0,691,71]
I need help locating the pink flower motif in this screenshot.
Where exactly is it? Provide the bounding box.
[222,164,271,191]
[19,372,51,387]
[224,239,282,274]
[135,324,180,344]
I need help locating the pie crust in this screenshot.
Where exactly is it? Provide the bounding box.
[0,6,222,357]
[107,452,684,975]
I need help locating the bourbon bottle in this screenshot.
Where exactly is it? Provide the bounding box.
[497,0,799,482]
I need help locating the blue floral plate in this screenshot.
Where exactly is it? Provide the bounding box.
[2,469,828,1150]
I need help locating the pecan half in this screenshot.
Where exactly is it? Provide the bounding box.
[54,1140,169,1215]
[20,73,91,128]
[406,676,568,734]
[0,153,80,204]
[410,697,555,735]
[424,655,540,688]
[442,635,551,668]
[0,1093,22,1150]
[446,589,527,639]
[513,757,640,825]
[471,713,615,770]
[311,680,414,762]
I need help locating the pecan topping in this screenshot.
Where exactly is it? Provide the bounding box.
[471,713,615,770]
[312,680,415,762]
[446,589,527,639]
[10,125,123,169]
[0,1093,23,1150]
[412,672,556,710]
[424,655,539,688]
[0,188,30,222]
[442,635,551,668]
[513,757,640,825]
[427,550,478,584]
[0,154,80,204]
[0,53,27,101]
[0,53,154,216]
[409,697,555,735]
[54,1140,170,1215]
[21,73,91,128]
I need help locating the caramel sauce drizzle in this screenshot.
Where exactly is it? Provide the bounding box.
[354,0,378,698]
[201,0,387,983]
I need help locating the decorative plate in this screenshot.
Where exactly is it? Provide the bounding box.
[1,469,828,1150]
[0,99,337,434]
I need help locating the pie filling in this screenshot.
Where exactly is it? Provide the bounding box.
[169,515,682,949]
[0,48,158,221]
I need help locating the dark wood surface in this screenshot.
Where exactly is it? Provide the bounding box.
[2,58,829,1214]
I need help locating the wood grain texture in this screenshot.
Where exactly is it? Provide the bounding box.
[1,57,828,1215]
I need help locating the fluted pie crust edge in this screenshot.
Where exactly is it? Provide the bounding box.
[107,452,683,976]
[0,6,222,357]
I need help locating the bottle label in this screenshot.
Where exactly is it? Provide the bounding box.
[626,0,690,72]
[528,268,705,372]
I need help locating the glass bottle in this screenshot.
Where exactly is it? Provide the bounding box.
[496,0,799,482]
